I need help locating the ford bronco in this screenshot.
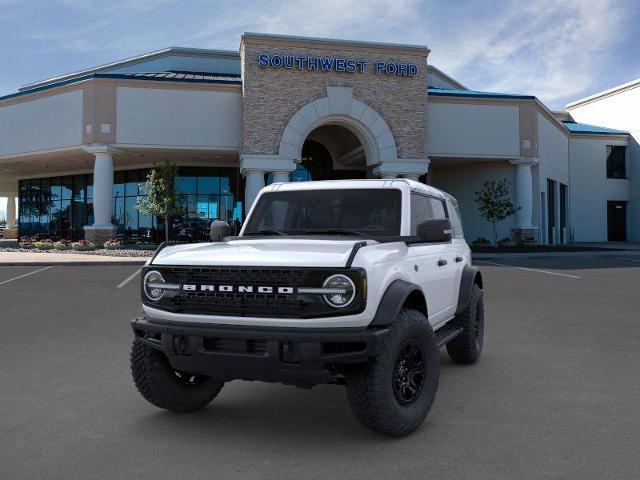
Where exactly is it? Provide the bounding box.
[131,179,484,436]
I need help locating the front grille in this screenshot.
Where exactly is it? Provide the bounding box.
[165,267,314,286]
[145,266,366,318]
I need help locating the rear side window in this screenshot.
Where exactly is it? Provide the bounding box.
[446,197,464,238]
[428,197,448,220]
[410,194,431,235]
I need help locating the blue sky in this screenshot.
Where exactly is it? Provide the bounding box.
[1,0,639,108]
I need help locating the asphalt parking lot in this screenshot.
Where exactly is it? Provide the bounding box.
[1,256,640,479]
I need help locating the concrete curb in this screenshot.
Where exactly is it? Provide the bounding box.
[473,251,640,260]
[0,261,148,266]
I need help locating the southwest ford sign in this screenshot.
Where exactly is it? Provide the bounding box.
[257,54,418,77]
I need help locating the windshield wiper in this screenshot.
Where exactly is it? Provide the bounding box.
[245,229,287,236]
[302,228,369,238]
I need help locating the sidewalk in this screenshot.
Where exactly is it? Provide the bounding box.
[474,250,640,260]
[0,251,149,266]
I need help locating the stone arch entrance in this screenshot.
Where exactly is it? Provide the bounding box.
[278,86,398,168]
[240,86,429,210]
[298,124,367,181]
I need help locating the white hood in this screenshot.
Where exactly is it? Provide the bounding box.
[151,238,367,267]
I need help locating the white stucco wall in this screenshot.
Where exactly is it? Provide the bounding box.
[0,90,83,157]
[427,102,520,157]
[569,137,630,241]
[115,87,242,148]
[430,161,517,243]
[568,86,639,241]
[536,113,569,241]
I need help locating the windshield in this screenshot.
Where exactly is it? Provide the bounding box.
[243,188,402,237]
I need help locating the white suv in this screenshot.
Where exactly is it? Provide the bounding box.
[131,179,484,436]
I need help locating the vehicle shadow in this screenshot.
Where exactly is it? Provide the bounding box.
[129,383,393,444]
[126,354,465,446]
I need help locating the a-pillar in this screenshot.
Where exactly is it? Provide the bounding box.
[83,145,118,245]
[509,157,539,242]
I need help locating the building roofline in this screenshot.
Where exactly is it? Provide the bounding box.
[565,78,640,109]
[428,87,535,100]
[428,88,630,140]
[2,72,241,104]
[19,47,240,92]
[241,32,430,55]
[562,120,628,135]
[427,65,467,90]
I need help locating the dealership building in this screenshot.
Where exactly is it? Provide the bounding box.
[0,33,637,244]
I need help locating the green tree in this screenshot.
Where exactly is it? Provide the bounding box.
[474,179,519,246]
[136,161,181,242]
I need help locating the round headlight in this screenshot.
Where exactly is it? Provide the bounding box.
[322,274,356,308]
[143,270,166,301]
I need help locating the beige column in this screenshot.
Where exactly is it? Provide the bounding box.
[83,145,118,245]
[6,195,17,228]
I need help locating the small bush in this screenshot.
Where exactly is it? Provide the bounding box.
[71,240,96,251]
[54,239,73,250]
[104,239,123,250]
[33,239,54,250]
[19,236,34,249]
[472,237,491,246]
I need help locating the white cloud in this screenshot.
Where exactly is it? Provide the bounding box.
[3,0,634,109]
[427,0,628,107]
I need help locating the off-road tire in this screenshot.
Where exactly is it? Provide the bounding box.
[131,340,224,413]
[345,308,439,437]
[446,283,484,364]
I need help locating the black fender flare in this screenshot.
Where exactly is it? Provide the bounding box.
[455,264,483,316]
[369,279,428,327]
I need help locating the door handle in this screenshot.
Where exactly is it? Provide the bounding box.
[455,256,464,263]
[437,259,447,267]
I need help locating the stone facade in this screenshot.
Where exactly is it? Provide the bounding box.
[240,34,429,161]
[1,228,18,239]
[84,226,117,247]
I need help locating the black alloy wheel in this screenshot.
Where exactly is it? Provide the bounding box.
[392,341,425,405]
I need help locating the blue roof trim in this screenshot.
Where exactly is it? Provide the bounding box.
[562,121,628,135]
[0,72,242,102]
[428,87,535,100]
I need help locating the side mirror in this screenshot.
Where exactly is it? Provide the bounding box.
[210,220,231,242]
[416,219,453,243]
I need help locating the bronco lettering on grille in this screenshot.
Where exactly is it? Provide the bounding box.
[182,284,295,294]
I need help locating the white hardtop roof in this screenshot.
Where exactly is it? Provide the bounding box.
[264,179,448,199]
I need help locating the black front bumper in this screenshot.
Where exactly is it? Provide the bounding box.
[131,317,389,387]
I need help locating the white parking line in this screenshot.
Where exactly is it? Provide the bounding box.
[0,266,52,286]
[475,260,581,279]
[117,268,141,289]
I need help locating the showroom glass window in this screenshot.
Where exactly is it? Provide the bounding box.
[18,167,243,241]
[112,169,158,242]
[606,146,626,179]
[173,167,243,241]
[19,174,92,240]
